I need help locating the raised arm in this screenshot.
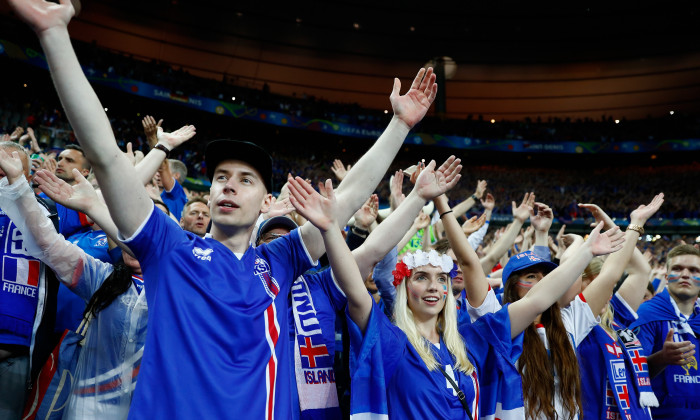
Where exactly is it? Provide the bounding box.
[480,192,534,273]
[581,194,664,316]
[508,222,625,338]
[134,125,196,187]
[435,192,490,306]
[8,0,160,236]
[289,177,373,332]
[353,157,461,279]
[33,168,134,257]
[0,150,102,285]
[298,67,438,260]
[450,179,487,218]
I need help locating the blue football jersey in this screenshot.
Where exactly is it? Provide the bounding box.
[125,206,316,420]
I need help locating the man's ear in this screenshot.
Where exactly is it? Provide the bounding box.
[260,193,273,215]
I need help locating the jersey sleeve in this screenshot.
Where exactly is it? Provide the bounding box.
[466,287,503,322]
[160,179,188,219]
[347,299,407,382]
[560,294,597,347]
[121,204,188,272]
[610,292,638,328]
[461,303,522,366]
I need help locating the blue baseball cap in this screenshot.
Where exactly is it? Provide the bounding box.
[502,251,558,286]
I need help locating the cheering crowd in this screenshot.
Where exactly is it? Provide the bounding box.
[1,1,699,420]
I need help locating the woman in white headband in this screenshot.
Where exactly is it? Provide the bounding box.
[287,160,625,419]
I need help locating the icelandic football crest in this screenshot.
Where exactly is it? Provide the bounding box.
[255,257,280,298]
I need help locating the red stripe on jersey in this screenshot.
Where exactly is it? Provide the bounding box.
[27,260,40,287]
[264,304,280,420]
[78,211,94,226]
[578,292,587,302]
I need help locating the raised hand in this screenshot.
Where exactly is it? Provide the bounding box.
[330,159,351,182]
[474,179,488,199]
[156,125,196,150]
[265,196,294,219]
[512,192,535,223]
[354,194,378,230]
[142,115,163,147]
[43,157,57,174]
[287,176,337,232]
[406,160,426,185]
[9,126,24,141]
[0,149,27,183]
[414,156,462,201]
[530,202,553,233]
[6,0,75,34]
[578,202,615,229]
[630,193,664,225]
[480,193,495,211]
[390,67,438,129]
[34,169,99,213]
[462,213,487,235]
[413,211,431,231]
[586,222,625,257]
[390,169,405,210]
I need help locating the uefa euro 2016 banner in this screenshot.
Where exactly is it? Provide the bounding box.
[3,38,700,154]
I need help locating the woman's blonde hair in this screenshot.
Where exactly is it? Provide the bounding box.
[599,303,617,341]
[394,270,474,374]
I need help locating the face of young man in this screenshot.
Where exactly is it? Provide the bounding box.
[56,149,89,184]
[666,254,700,302]
[180,202,211,237]
[208,159,271,233]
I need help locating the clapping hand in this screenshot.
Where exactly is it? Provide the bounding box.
[390,68,438,129]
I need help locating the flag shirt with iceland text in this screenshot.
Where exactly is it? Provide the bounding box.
[123,206,316,420]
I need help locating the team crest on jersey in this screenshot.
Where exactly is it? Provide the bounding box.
[192,247,213,261]
[95,237,108,248]
[254,257,280,298]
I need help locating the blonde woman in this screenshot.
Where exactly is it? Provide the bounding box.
[286,166,624,419]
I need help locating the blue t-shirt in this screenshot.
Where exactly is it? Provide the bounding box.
[160,179,187,220]
[124,206,316,420]
[634,295,700,419]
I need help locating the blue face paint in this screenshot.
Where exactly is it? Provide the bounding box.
[667,273,681,283]
[442,284,448,300]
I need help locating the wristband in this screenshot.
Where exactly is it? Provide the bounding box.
[627,224,644,235]
[471,194,478,201]
[351,226,369,238]
[154,143,171,158]
[439,210,453,219]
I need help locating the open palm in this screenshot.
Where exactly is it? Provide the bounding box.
[390,68,438,129]
[414,156,462,201]
[35,169,99,213]
[7,0,75,34]
[288,177,336,232]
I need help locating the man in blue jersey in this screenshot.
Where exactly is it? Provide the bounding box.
[9,1,439,418]
[632,244,700,419]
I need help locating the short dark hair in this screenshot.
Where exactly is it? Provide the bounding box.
[152,198,170,215]
[182,197,209,216]
[63,144,91,170]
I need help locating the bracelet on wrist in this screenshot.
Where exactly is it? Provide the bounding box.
[471,194,478,201]
[627,224,644,235]
[153,143,171,158]
[351,226,369,238]
[439,210,453,219]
